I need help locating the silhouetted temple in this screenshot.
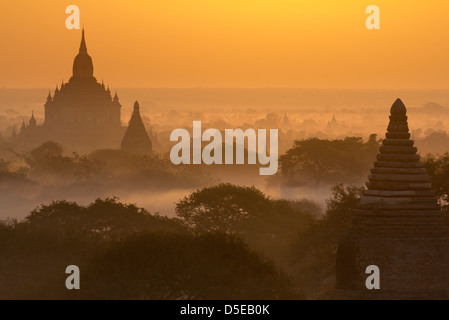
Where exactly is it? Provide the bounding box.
[44,29,123,149]
[282,113,291,128]
[325,115,338,132]
[334,99,449,299]
[17,30,130,151]
[121,101,153,154]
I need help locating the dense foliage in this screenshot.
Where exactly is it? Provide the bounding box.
[0,197,301,299]
[424,152,449,221]
[280,135,379,186]
[176,183,318,263]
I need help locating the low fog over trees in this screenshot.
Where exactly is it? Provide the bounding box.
[1,132,449,299]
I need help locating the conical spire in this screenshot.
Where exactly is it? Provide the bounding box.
[29,111,36,127]
[282,113,290,126]
[47,90,52,102]
[72,29,94,78]
[121,101,153,155]
[79,28,88,54]
[113,91,119,103]
[331,115,337,125]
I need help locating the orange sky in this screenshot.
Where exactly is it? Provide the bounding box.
[0,0,448,89]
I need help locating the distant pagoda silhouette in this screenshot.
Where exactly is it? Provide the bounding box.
[121,101,153,155]
[335,99,449,299]
[18,29,126,151]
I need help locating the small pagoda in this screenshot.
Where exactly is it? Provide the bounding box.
[121,101,153,155]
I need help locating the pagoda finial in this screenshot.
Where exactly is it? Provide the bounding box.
[387,98,409,139]
[390,98,406,116]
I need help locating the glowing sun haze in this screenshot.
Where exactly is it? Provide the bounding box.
[0,0,448,89]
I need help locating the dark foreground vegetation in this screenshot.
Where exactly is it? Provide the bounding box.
[0,197,300,299]
[0,182,367,299]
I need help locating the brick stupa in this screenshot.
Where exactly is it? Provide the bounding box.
[335,99,449,299]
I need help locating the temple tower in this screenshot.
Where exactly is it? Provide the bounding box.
[29,112,36,127]
[335,99,449,299]
[121,101,153,155]
[41,29,124,150]
[73,29,94,78]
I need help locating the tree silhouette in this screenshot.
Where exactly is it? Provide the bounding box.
[82,233,301,300]
[291,183,364,297]
[176,183,270,233]
[26,197,183,240]
[0,197,303,299]
[280,135,379,186]
[176,183,318,264]
[424,152,449,223]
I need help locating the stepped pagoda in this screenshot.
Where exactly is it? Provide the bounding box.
[121,101,153,155]
[335,99,449,299]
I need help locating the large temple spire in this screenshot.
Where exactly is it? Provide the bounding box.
[79,28,88,54]
[72,29,94,78]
